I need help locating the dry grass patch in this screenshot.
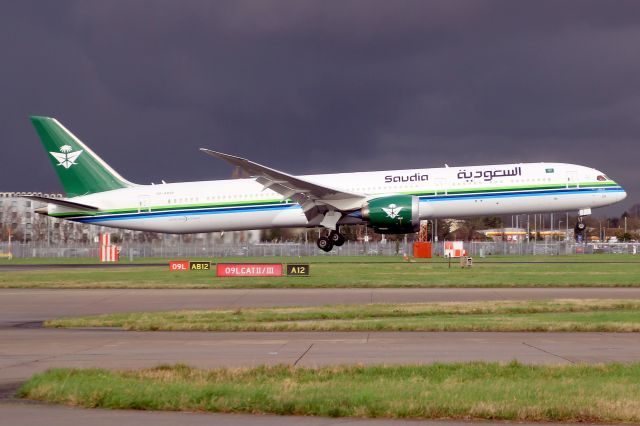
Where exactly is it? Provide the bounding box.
[46,299,640,332]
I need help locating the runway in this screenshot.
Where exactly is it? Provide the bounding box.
[3,328,639,383]
[0,402,608,426]
[0,263,164,272]
[2,287,640,425]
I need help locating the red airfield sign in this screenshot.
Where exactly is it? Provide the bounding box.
[216,263,282,277]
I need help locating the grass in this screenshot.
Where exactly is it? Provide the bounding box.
[2,257,640,288]
[46,299,640,332]
[2,254,640,265]
[18,362,640,422]
[0,256,407,265]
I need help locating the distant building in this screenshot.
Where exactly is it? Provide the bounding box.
[0,192,64,243]
[480,228,528,242]
[480,227,569,242]
[0,192,115,244]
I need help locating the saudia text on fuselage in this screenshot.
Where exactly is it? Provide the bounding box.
[456,166,522,182]
[384,173,429,183]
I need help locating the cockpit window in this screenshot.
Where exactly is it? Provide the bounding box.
[597,175,608,181]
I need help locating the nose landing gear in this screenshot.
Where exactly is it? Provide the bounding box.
[316,229,346,252]
[574,216,587,242]
[573,208,592,243]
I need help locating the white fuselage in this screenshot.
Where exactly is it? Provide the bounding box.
[50,162,626,233]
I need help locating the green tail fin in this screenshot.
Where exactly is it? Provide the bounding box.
[30,116,134,197]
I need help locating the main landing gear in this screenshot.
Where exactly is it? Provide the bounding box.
[317,229,346,252]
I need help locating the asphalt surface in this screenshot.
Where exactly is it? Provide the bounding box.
[0,263,165,271]
[2,287,640,425]
[0,402,610,426]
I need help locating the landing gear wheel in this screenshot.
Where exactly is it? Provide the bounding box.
[329,231,346,247]
[317,236,334,252]
[574,217,587,243]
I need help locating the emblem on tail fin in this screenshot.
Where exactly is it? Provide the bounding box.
[49,144,83,169]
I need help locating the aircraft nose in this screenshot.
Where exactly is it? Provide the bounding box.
[616,183,628,202]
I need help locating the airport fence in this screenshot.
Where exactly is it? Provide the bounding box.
[457,241,640,256]
[1,240,640,259]
[0,240,409,259]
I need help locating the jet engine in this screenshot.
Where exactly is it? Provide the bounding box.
[361,195,420,234]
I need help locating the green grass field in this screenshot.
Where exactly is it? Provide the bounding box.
[2,254,640,264]
[2,255,640,288]
[46,299,640,332]
[19,362,640,422]
[1,256,396,265]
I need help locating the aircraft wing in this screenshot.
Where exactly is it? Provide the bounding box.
[200,149,365,220]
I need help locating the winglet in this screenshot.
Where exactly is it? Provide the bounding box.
[200,148,266,176]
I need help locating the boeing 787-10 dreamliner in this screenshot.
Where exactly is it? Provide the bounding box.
[25,116,627,251]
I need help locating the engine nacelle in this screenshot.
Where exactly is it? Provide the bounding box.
[361,195,420,234]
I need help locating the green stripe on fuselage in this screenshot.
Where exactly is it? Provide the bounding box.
[402,181,617,197]
[50,198,286,218]
[50,181,619,219]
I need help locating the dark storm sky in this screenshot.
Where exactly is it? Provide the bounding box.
[1,0,639,215]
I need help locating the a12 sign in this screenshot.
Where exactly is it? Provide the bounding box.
[286,264,310,276]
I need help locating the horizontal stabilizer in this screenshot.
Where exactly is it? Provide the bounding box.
[21,195,99,211]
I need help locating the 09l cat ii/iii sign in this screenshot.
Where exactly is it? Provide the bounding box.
[216,263,283,277]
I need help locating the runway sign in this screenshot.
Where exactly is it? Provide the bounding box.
[444,241,466,258]
[286,264,310,276]
[169,260,189,271]
[217,263,283,277]
[189,261,211,271]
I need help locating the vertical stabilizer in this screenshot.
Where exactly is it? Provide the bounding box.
[30,116,134,197]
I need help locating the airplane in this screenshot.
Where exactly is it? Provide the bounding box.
[25,116,627,251]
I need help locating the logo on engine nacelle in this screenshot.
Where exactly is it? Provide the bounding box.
[382,203,403,220]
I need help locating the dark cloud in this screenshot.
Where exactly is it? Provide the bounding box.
[1,0,639,215]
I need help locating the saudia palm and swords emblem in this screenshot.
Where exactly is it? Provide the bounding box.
[382,203,403,219]
[49,145,83,169]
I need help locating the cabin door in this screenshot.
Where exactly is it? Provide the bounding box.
[434,178,448,196]
[566,171,579,189]
[138,195,152,213]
